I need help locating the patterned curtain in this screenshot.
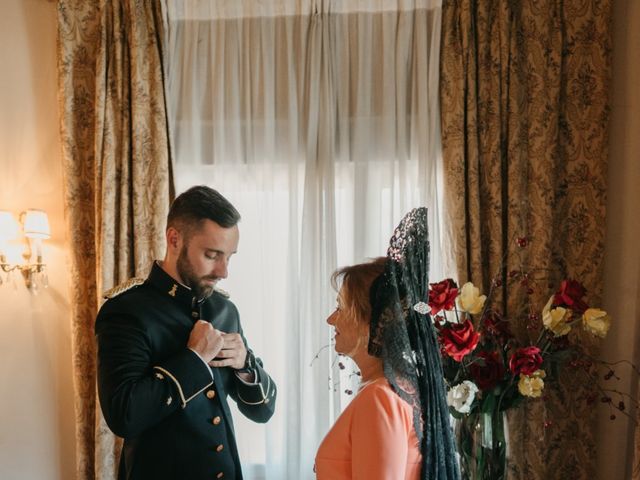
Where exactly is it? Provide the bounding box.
[440,0,611,479]
[57,1,173,478]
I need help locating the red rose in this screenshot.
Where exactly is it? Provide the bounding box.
[437,319,480,362]
[553,279,588,314]
[509,346,543,376]
[470,351,505,391]
[428,279,458,315]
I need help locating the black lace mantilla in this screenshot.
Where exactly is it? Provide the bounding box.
[369,208,460,480]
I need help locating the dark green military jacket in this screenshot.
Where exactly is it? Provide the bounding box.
[96,262,276,480]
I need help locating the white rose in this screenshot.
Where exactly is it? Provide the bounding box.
[459,282,487,315]
[542,294,572,337]
[582,308,611,338]
[517,369,546,398]
[447,380,479,413]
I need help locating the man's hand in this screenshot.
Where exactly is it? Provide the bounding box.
[208,333,247,370]
[187,320,224,363]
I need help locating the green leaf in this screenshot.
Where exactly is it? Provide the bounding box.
[449,408,465,420]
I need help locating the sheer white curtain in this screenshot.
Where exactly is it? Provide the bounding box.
[166,1,445,478]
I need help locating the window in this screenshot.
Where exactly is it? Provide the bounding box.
[167,2,446,477]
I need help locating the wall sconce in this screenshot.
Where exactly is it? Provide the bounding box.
[0,209,50,291]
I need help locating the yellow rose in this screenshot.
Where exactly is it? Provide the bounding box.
[582,308,611,338]
[518,369,546,398]
[459,282,487,315]
[542,295,572,336]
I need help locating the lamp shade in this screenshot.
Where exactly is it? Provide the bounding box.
[23,209,50,239]
[0,210,20,240]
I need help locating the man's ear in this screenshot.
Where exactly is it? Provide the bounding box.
[166,226,182,252]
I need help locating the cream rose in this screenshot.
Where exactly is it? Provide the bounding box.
[459,282,487,315]
[542,295,572,336]
[582,308,611,338]
[447,380,479,413]
[518,369,546,398]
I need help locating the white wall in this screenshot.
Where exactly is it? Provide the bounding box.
[0,1,76,479]
[597,1,640,479]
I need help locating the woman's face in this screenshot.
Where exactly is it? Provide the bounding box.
[326,287,367,358]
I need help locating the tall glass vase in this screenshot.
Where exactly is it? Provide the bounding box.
[456,410,508,480]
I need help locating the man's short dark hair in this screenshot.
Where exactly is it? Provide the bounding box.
[167,186,241,234]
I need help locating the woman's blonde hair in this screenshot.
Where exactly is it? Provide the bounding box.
[331,257,386,325]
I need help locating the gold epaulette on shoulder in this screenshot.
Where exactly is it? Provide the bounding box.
[103,277,145,299]
[214,286,230,298]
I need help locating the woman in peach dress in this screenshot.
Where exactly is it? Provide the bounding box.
[315,209,460,480]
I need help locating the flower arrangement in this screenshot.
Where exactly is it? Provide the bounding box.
[428,242,634,480]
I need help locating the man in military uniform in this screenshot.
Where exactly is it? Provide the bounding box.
[96,186,276,480]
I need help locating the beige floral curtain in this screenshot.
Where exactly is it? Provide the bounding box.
[57,0,173,478]
[440,0,611,479]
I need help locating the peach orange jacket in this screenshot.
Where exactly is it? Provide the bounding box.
[315,377,422,479]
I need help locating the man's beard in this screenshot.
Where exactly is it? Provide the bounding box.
[176,245,217,300]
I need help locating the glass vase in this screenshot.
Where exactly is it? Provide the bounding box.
[456,410,509,480]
